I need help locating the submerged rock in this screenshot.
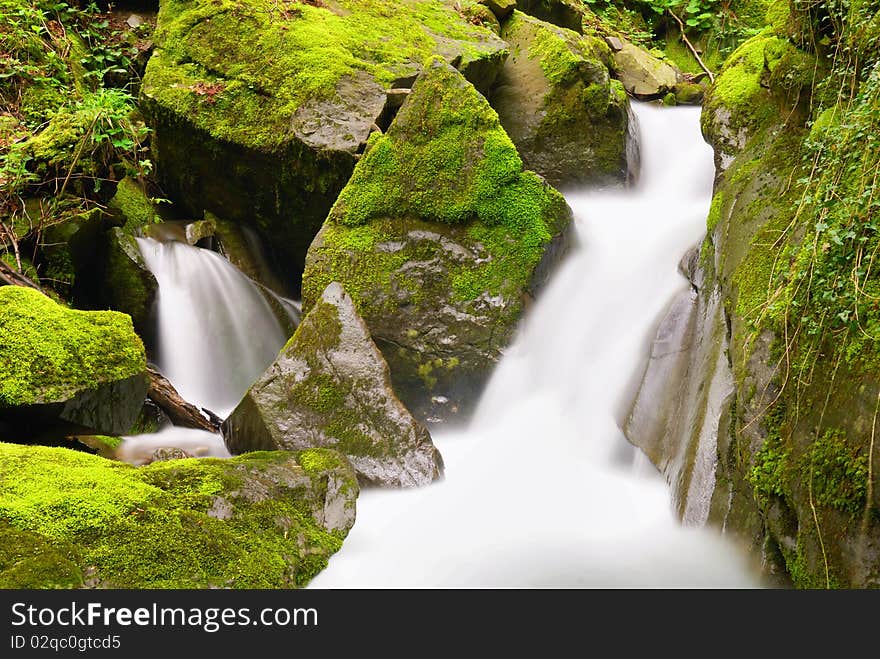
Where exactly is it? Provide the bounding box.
[493,11,632,188]
[0,286,148,439]
[224,283,443,487]
[302,58,572,422]
[140,0,508,283]
[0,442,357,587]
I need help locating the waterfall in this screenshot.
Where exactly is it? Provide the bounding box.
[117,238,296,464]
[308,102,762,587]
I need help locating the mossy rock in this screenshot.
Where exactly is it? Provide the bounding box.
[302,58,572,422]
[102,228,158,340]
[493,11,632,188]
[0,442,357,588]
[139,0,509,284]
[701,30,816,171]
[611,39,679,99]
[224,283,443,487]
[0,286,148,439]
[673,81,705,105]
[107,177,164,235]
[513,0,586,33]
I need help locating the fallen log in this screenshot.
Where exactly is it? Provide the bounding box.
[146,366,220,433]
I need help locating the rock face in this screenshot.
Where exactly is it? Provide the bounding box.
[224,283,443,487]
[140,0,509,284]
[302,58,572,422]
[0,442,357,588]
[0,286,148,439]
[625,247,735,526]
[493,11,632,188]
[701,33,816,172]
[611,40,678,99]
[631,21,880,587]
[102,228,158,339]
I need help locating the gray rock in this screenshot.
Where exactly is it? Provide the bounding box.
[223,283,443,487]
[612,41,679,99]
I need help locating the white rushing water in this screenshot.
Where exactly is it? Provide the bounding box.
[310,103,762,587]
[119,238,296,462]
[136,237,291,418]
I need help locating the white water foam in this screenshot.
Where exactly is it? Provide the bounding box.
[309,103,762,588]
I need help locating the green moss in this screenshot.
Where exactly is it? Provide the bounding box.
[143,0,503,151]
[0,522,83,589]
[0,286,146,406]
[747,406,790,506]
[705,31,779,135]
[0,442,351,588]
[801,429,869,516]
[309,58,567,312]
[109,178,161,234]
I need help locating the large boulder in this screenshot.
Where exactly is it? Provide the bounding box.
[493,11,633,188]
[0,286,148,439]
[0,442,357,587]
[302,58,572,422]
[140,0,509,284]
[224,283,443,487]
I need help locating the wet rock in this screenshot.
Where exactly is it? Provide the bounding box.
[302,59,572,422]
[102,228,158,339]
[224,282,443,487]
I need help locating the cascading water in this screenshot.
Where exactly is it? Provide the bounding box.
[309,103,762,587]
[117,238,296,463]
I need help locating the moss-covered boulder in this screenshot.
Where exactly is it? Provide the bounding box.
[493,11,632,188]
[608,39,678,99]
[0,442,357,588]
[302,58,572,422]
[224,283,443,487]
[701,30,816,171]
[0,286,148,439]
[140,0,509,284]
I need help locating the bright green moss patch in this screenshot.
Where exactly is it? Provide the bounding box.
[0,443,354,588]
[320,59,568,306]
[108,178,161,234]
[331,58,536,228]
[143,0,503,150]
[0,286,146,406]
[802,429,869,516]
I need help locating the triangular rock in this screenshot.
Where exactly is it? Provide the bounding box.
[223,282,443,487]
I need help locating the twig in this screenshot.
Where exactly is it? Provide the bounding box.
[668,11,715,84]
